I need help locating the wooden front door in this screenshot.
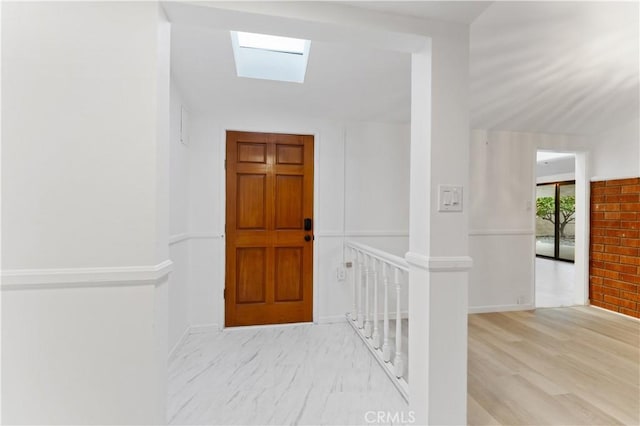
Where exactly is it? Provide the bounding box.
[225,131,314,327]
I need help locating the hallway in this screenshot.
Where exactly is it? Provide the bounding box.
[169,307,639,425]
[168,323,407,425]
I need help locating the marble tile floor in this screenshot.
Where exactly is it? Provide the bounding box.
[168,322,408,425]
[353,318,409,381]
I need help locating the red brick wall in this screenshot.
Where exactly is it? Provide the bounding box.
[590,177,640,318]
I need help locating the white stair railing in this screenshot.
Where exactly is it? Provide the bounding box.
[345,241,408,400]
[357,251,364,330]
[371,257,380,349]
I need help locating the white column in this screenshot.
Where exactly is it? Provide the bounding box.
[408,36,471,425]
[1,3,170,424]
[574,152,590,305]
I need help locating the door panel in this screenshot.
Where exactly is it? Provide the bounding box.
[226,131,314,326]
[237,143,267,163]
[236,174,266,229]
[275,175,304,229]
[276,144,304,165]
[275,247,303,302]
[236,248,266,303]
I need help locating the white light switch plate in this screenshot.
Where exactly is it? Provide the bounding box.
[438,185,463,212]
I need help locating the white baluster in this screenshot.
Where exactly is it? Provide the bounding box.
[350,247,357,322]
[371,258,380,349]
[364,255,372,338]
[394,268,404,379]
[357,251,364,329]
[382,262,391,362]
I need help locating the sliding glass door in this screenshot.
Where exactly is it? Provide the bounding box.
[536,181,576,261]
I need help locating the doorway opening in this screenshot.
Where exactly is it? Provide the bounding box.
[535,151,577,307]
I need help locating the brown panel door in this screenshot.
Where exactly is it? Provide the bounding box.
[225,131,314,326]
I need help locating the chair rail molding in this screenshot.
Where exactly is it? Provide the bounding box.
[405,252,473,272]
[1,260,173,290]
[316,230,409,238]
[169,232,224,245]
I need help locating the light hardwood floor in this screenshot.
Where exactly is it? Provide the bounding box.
[168,306,638,425]
[468,307,640,425]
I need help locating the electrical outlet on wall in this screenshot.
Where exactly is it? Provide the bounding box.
[337,267,346,281]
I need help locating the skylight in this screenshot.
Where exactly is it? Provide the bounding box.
[236,32,306,55]
[230,31,311,83]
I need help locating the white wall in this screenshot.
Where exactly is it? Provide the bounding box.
[3,3,160,270]
[589,116,640,180]
[468,129,587,312]
[1,3,170,424]
[168,80,190,353]
[469,121,640,312]
[182,108,410,327]
[345,123,410,235]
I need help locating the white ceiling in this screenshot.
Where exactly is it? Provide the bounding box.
[171,24,411,122]
[537,155,575,179]
[470,1,639,135]
[169,1,639,135]
[340,1,492,24]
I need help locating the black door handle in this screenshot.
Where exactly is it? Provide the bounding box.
[304,235,311,242]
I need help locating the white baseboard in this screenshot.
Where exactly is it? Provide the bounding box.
[168,327,191,360]
[317,315,348,324]
[222,322,314,331]
[168,323,220,359]
[468,304,534,314]
[189,323,221,334]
